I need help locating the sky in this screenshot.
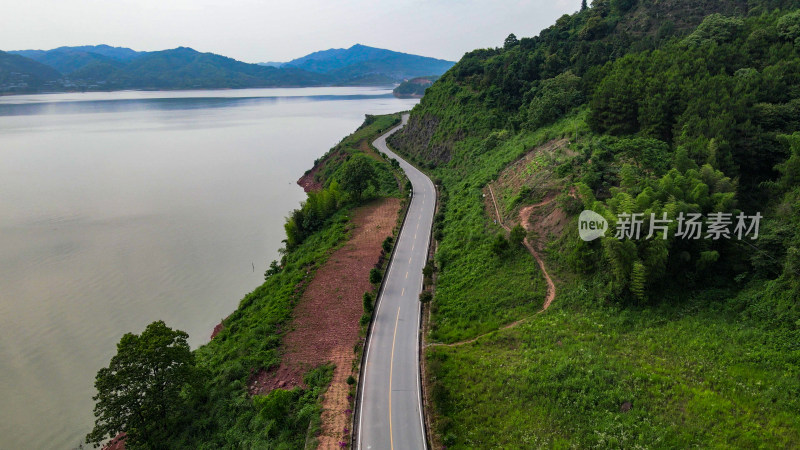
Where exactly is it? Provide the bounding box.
[1,0,580,63]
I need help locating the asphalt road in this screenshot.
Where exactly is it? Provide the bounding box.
[358,114,434,450]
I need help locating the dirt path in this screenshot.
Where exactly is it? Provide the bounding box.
[488,183,556,309]
[247,198,400,448]
[519,200,557,310]
[429,186,557,348]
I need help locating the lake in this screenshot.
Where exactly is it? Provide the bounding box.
[0,87,418,449]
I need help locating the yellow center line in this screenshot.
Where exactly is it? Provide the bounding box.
[401,287,405,296]
[389,307,401,450]
[405,271,408,279]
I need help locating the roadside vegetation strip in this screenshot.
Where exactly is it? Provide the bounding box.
[280,198,400,449]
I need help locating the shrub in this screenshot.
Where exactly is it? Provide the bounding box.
[363,292,374,313]
[423,261,436,278]
[509,224,526,247]
[369,268,382,284]
[491,233,510,255]
[382,236,394,253]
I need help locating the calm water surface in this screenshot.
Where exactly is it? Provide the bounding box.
[0,87,418,449]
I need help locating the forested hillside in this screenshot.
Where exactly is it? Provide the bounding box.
[11,45,140,74]
[278,44,454,81]
[388,0,800,446]
[0,50,61,91]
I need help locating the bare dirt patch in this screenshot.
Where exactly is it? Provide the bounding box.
[102,433,126,450]
[297,165,324,192]
[484,138,572,224]
[209,321,224,340]
[520,200,568,252]
[248,197,400,449]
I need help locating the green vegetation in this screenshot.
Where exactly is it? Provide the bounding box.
[87,321,198,449]
[0,50,61,92]
[428,286,800,448]
[386,0,800,446]
[88,114,405,448]
[393,76,440,98]
[284,182,346,250]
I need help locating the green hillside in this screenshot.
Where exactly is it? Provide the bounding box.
[11,45,140,74]
[387,0,800,447]
[71,47,331,89]
[0,50,62,93]
[2,44,455,92]
[279,44,455,81]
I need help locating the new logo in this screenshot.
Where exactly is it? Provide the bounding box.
[578,210,608,242]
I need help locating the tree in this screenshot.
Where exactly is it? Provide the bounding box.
[264,259,281,279]
[510,224,527,247]
[340,155,376,201]
[87,321,197,449]
[504,33,519,49]
[581,0,588,11]
[525,71,583,130]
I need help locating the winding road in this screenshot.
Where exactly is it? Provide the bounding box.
[357,114,433,450]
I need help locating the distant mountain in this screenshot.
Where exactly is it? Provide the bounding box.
[277,44,454,82]
[74,47,332,89]
[10,45,142,74]
[0,50,61,92]
[1,43,454,93]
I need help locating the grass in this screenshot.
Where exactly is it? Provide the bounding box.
[415,111,589,344]
[428,282,800,448]
[386,107,800,447]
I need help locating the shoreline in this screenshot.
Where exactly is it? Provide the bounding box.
[0,82,400,97]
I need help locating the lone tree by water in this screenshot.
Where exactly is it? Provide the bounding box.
[86,321,198,449]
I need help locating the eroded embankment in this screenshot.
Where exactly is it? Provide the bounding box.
[248,198,400,448]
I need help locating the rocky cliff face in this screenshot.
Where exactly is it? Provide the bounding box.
[387,113,455,166]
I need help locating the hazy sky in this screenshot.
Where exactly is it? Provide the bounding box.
[1,0,580,63]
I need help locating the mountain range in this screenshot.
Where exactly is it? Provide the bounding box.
[0,44,455,93]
